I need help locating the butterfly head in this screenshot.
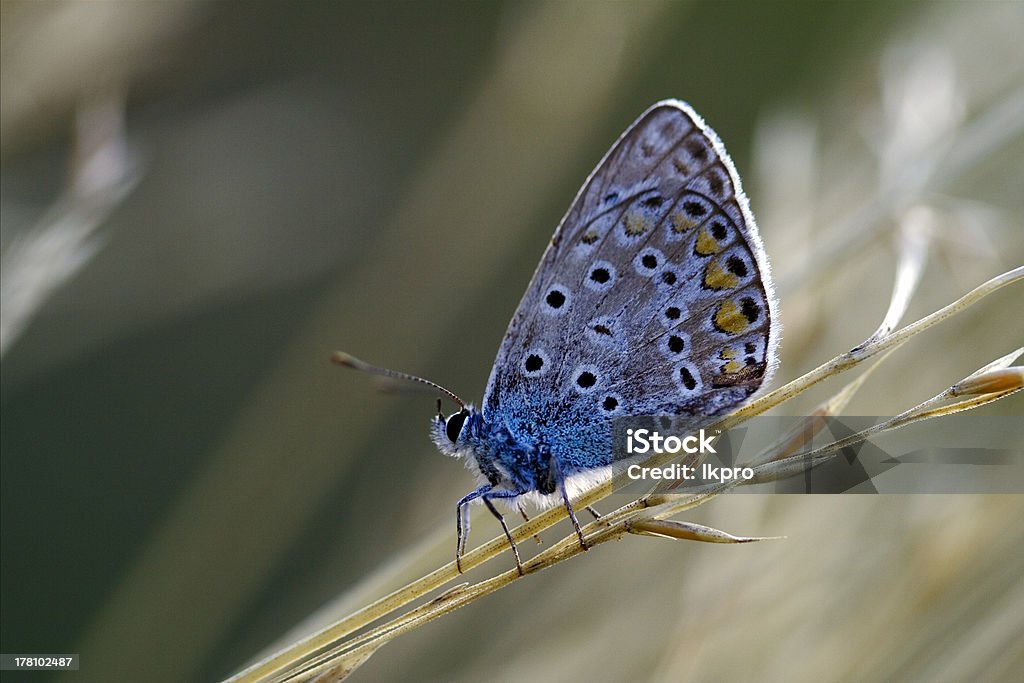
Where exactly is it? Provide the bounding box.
[431,401,477,457]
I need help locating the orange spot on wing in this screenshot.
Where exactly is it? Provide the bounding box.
[624,212,650,236]
[671,212,696,233]
[703,259,739,290]
[695,226,722,255]
[714,300,749,334]
[722,359,743,374]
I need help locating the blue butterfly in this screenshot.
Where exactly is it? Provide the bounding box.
[335,100,777,573]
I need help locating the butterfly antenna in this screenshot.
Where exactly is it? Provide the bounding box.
[331,351,466,410]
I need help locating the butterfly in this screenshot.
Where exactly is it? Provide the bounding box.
[334,100,778,574]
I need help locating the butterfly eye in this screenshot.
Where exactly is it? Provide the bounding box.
[445,409,470,444]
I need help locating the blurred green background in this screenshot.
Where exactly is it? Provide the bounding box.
[2,2,1022,682]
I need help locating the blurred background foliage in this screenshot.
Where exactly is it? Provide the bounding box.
[2,2,1022,682]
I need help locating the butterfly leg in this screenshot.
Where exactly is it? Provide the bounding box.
[481,492,525,576]
[517,503,530,523]
[559,481,588,552]
[540,446,588,552]
[455,486,526,574]
[455,484,491,573]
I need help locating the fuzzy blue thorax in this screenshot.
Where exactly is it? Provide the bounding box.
[431,406,566,497]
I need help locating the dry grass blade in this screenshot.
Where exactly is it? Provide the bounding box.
[867,209,932,343]
[951,347,1024,396]
[627,519,784,544]
[748,349,1023,485]
[1,94,138,355]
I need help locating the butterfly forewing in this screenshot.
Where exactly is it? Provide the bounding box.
[481,101,777,472]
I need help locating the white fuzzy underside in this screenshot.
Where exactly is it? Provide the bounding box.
[515,465,614,510]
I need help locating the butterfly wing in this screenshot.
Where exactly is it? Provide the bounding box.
[481,100,778,472]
